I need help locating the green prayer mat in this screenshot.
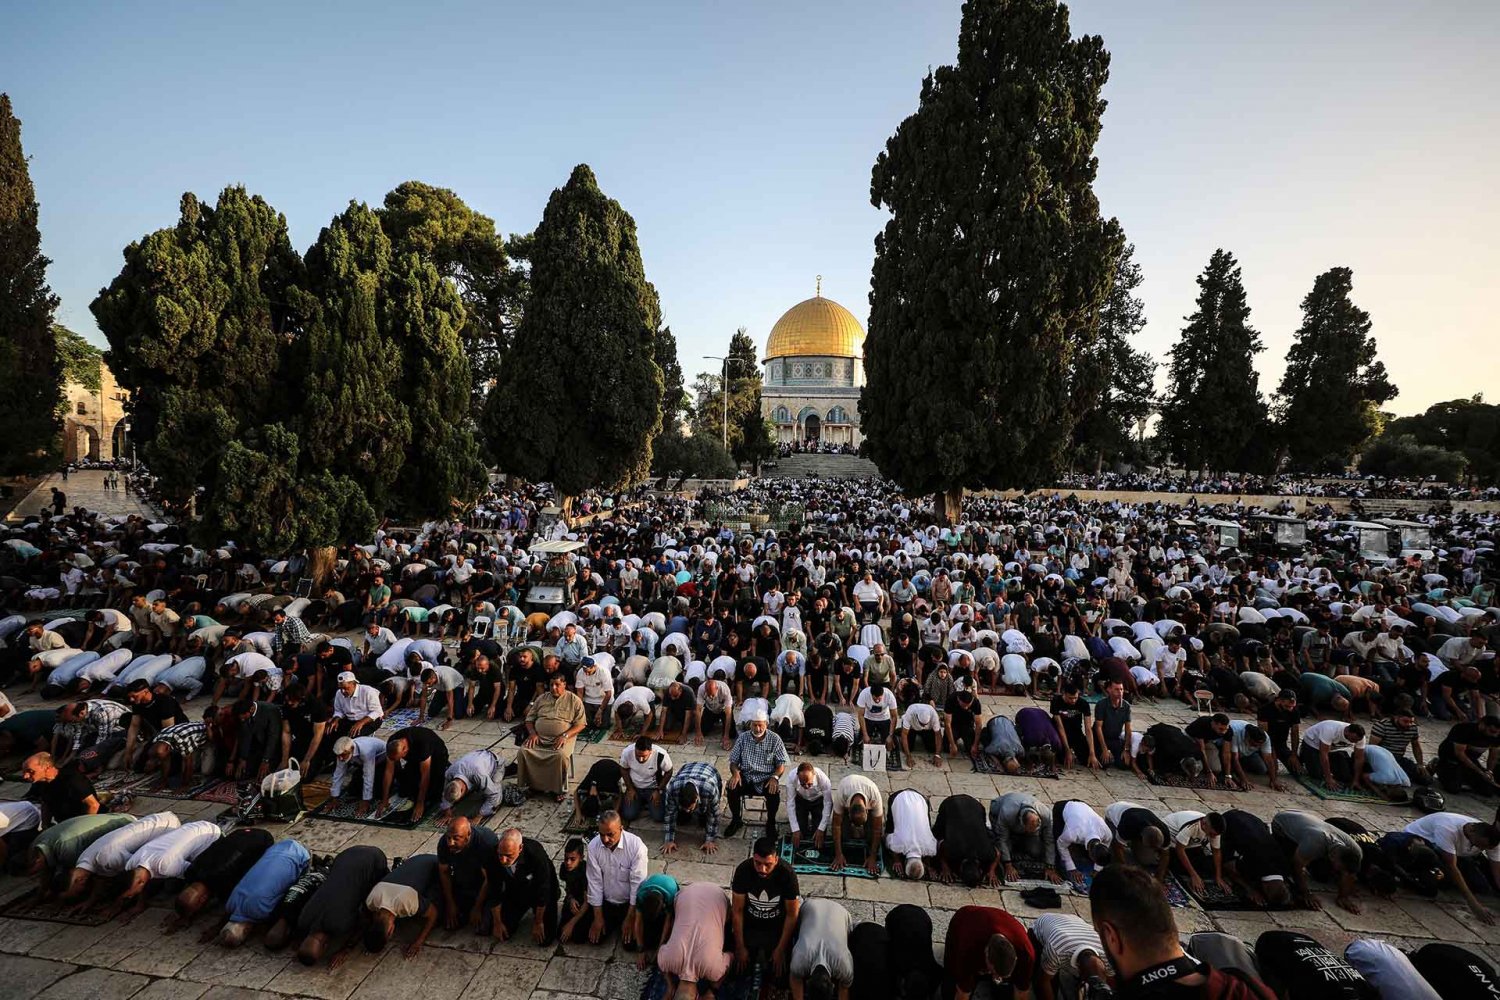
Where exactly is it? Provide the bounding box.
[775,835,883,879]
[1294,773,1392,803]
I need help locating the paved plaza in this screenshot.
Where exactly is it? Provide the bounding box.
[0,670,1496,999]
[8,470,158,523]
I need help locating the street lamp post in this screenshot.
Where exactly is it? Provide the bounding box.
[702,354,754,454]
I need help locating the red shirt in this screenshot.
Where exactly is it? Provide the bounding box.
[944,905,1035,993]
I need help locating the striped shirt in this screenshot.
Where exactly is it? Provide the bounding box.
[1033,913,1108,976]
[59,700,130,752]
[152,721,208,757]
[728,728,790,785]
[1370,717,1416,759]
[663,761,723,843]
[833,712,858,744]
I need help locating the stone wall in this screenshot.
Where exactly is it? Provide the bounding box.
[985,488,1500,516]
[61,361,129,462]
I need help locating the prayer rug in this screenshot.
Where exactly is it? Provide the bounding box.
[0,889,111,926]
[91,768,156,795]
[640,966,762,1000]
[1006,859,1191,907]
[774,835,883,879]
[194,779,247,805]
[1292,773,1393,803]
[307,791,484,830]
[1180,878,1290,912]
[377,708,438,733]
[134,773,223,800]
[1146,771,1247,793]
[971,757,1061,779]
[576,725,611,745]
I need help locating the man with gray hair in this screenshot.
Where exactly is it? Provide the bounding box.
[576,810,648,945]
[329,735,386,817]
[725,708,790,840]
[488,827,560,945]
[989,791,1060,883]
[435,748,506,827]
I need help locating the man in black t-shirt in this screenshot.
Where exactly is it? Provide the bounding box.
[1049,682,1096,768]
[1256,689,1302,774]
[1409,942,1500,999]
[573,758,624,825]
[1219,810,1292,907]
[379,726,450,822]
[932,793,997,887]
[122,679,181,769]
[1140,723,1202,778]
[280,682,333,772]
[1253,930,1376,1000]
[802,701,834,754]
[943,688,982,758]
[1436,716,1500,794]
[1185,713,1231,784]
[653,680,696,739]
[22,753,100,823]
[731,836,801,978]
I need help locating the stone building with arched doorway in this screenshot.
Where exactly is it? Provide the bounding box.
[760,282,865,447]
[61,359,129,463]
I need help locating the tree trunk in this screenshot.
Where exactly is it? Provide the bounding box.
[933,485,964,526]
[308,545,338,598]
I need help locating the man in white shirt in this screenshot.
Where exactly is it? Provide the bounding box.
[332,672,384,738]
[1163,810,1228,895]
[438,748,506,825]
[575,657,615,729]
[787,761,832,850]
[618,736,672,824]
[330,736,388,814]
[109,820,222,921]
[854,681,898,748]
[579,811,648,945]
[831,773,884,875]
[1053,800,1112,884]
[1299,720,1366,790]
[1403,811,1500,924]
[612,684,656,735]
[899,701,944,766]
[62,811,182,905]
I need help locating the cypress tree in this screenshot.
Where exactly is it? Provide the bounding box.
[1069,242,1155,471]
[295,202,411,510]
[1275,266,1395,470]
[483,164,663,501]
[378,181,524,417]
[860,0,1122,521]
[1158,249,1265,475]
[0,94,63,473]
[92,187,301,505]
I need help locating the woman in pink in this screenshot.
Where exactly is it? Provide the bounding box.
[658,881,733,998]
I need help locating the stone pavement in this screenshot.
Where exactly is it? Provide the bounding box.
[2,679,1498,998]
[8,470,158,523]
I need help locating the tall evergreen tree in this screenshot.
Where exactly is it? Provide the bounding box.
[860,0,1122,521]
[482,165,663,501]
[384,243,486,514]
[92,187,301,505]
[1069,242,1156,471]
[294,203,411,511]
[1275,266,1395,470]
[378,181,525,416]
[654,323,686,425]
[0,94,62,473]
[1157,249,1265,474]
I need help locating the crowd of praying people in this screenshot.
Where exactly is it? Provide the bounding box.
[3,475,1500,998]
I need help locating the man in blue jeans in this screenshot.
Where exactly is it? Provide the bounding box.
[618,736,672,824]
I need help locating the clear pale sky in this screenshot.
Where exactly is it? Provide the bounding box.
[4,1,1496,415]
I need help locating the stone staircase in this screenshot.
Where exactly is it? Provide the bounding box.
[762,452,881,480]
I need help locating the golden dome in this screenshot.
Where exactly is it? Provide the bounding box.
[764,293,866,361]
